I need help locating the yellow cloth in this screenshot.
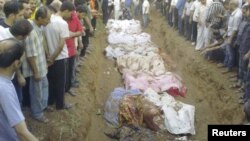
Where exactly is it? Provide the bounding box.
[29,8,38,20]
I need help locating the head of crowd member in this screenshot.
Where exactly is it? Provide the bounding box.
[9,19,33,40]
[3,1,24,25]
[75,0,84,5]
[35,6,51,26]
[29,0,37,12]
[50,0,62,12]
[76,5,87,20]
[229,0,239,12]
[48,5,57,13]
[46,0,53,5]
[246,5,250,20]
[247,0,250,4]
[0,39,25,77]
[60,1,75,20]
[0,0,5,11]
[242,4,249,19]
[200,0,206,5]
[64,0,75,4]
[19,0,33,19]
[223,0,230,11]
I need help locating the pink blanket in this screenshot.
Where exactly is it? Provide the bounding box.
[123,70,187,97]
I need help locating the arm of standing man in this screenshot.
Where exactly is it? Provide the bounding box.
[25,32,41,81]
[84,16,94,33]
[15,121,39,141]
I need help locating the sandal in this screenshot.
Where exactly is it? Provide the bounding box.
[221,69,230,74]
[229,77,238,82]
[230,83,241,89]
[217,63,224,68]
[34,116,49,123]
[44,106,54,112]
[239,99,245,104]
[229,74,237,78]
[237,87,245,93]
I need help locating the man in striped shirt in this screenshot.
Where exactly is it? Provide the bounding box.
[205,0,225,29]
[22,6,51,123]
[205,0,225,47]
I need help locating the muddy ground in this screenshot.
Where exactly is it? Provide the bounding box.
[25,6,245,141]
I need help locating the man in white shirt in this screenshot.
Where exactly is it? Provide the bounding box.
[142,0,150,27]
[44,1,74,110]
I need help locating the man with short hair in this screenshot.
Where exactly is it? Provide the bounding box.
[0,39,38,141]
[44,1,74,110]
[0,1,24,27]
[65,0,83,97]
[0,19,33,41]
[18,0,33,108]
[22,6,51,123]
[19,0,33,19]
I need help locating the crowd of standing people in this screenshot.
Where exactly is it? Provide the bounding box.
[157,0,250,123]
[0,0,98,140]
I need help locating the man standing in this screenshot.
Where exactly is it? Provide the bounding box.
[19,0,33,108]
[114,0,121,19]
[102,0,109,24]
[0,39,38,141]
[142,0,150,27]
[0,1,24,27]
[0,0,26,105]
[22,6,51,123]
[176,0,186,35]
[223,0,242,73]
[65,5,83,97]
[44,1,74,110]
[190,0,200,46]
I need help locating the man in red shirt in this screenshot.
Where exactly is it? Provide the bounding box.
[65,10,84,96]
